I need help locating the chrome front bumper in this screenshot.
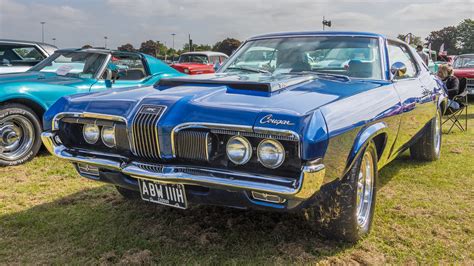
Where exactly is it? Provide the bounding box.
[42,132,325,200]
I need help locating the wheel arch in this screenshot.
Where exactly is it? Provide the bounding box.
[0,97,47,126]
[344,122,388,175]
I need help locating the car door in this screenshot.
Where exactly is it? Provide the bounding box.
[91,52,151,92]
[388,41,436,151]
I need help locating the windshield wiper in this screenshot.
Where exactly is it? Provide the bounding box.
[226,66,271,74]
[288,71,351,82]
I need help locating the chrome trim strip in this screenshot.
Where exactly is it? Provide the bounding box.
[41,132,122,170]
[52,112,127,131]
[42,132,325,200]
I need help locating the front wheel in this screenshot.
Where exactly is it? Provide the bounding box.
[410,109,442,161]
[0,104,42,166]
[306,140,378,242]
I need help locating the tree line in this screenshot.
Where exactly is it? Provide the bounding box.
[82,18,473,59]
[82,38,241,60]
[397,18,473,55]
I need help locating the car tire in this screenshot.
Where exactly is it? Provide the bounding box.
[115,186,141,200]
[410,109,442,161]
[0,103,42,166]
[306,140,378,242]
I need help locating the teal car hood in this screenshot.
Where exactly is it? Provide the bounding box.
[0,71,95,87]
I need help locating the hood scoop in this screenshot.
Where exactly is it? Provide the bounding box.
[157,74,315,93]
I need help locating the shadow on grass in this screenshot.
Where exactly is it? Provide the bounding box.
[0,185,354,263]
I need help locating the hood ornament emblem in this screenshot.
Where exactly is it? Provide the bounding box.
[259,114,294,126]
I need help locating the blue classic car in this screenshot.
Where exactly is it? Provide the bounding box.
[0,48,183,166]
[42,32,447,242]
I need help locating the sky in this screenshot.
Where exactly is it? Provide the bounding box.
[0,0,473,49]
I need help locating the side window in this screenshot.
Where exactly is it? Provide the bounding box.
[210,56,219,64]
[107,53,147,80]
[0,45,45,66]
[388,43,418,79]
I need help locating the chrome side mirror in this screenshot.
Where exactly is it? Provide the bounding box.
[390,62,407,79]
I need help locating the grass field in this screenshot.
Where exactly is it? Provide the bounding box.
[1,107,473,264]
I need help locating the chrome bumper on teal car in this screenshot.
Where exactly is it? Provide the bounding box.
[41,131,326,203]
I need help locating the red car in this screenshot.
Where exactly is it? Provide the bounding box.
[453,54,474,95]
[171,51,228,75]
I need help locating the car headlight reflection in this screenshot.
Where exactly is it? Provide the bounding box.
[101,126,116,148]
[82,124,100,144]
[226,136,252,165]
[257,139,285,169]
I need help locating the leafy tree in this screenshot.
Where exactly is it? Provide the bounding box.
[182,43,212,52]
[457,19,474,54]
[212,38,241,56]
[396,34,422,46]
[139,40,162,57]
[81,44,93,49]
[425,26,459,55]
[117,43,136,52]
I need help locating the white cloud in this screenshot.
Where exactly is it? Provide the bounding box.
[1,0,472,49]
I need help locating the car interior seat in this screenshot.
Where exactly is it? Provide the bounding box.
[348,60,374,78]
[121,69,145,80]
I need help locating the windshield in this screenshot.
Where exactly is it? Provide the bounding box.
[453,56,474,69]
[29,51,108,78]
[220,36,383,79]
[178,54,209,64]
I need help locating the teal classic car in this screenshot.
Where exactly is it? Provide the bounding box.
[0,48,183,166]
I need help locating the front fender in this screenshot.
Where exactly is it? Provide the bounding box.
[345,122,388,174]
[0,93,49,111]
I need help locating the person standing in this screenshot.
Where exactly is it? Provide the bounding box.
[416,45,429,66]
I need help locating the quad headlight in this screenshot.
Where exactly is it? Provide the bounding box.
[82,124,100,144]
[257,139,285,169]
[226,136,252,165]
[101,126,116,148]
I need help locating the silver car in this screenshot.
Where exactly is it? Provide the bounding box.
[0,39,57,74]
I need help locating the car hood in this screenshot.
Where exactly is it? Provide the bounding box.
[48,73,386,130]
[0,71,94,86]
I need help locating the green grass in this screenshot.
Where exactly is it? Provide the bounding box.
[1,107,473,264]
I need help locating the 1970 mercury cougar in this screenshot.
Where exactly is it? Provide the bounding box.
[42,32,447,242]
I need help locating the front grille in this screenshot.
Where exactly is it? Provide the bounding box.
[209,128,298,141]
[175,130,211,161]
[467,78,474,88]
[135,162,164,173]
[131,105,166,160]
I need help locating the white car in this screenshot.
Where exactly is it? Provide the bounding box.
[0,39,57,74]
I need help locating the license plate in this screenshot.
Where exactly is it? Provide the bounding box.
[138,179,187,209]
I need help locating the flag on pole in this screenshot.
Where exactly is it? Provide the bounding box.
[439,43,447,56]
[428,43,432,60]
[404,34,411,44]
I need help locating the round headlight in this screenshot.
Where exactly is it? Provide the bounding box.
[82,124,100,144]
[226,136,252,165]
[257,139,285,169]
[101,126,116,148]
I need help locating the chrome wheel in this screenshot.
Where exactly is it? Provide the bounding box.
[0,115,35,161]
[434,112,441,155]
[356,150,375,228]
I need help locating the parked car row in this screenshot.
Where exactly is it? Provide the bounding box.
[31,31,448,242]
